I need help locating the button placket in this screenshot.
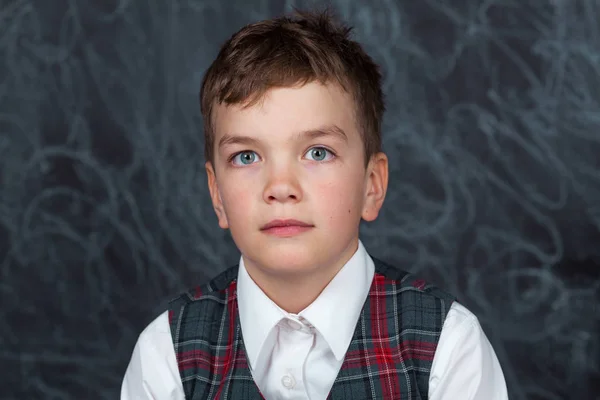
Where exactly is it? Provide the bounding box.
[268,315,316,398]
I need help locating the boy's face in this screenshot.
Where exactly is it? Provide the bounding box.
[206,81,388,278]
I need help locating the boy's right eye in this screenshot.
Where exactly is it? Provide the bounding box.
[230,150,260,166]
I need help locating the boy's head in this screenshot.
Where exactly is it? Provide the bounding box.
[201,10,388,278]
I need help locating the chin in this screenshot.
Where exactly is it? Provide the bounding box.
[253,244,322,273]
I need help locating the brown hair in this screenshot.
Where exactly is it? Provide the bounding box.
[200,8,384,168]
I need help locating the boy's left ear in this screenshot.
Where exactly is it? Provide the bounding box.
[361,152,389,222]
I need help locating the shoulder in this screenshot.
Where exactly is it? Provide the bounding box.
[169,265,239,308]
[446,301,479,325]
[370,256,456,304]
[121,311,184,398]
[129,310,175,364]
[441,301,495,346]
[136,310,172,346]
[430,302,509,398]
[441,301,482,341]
[166,265,239,337]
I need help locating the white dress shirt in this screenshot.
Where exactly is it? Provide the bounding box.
[121,240,508,399]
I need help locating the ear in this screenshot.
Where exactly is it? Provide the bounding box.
[361,152,389,222]
[205,161,229,229]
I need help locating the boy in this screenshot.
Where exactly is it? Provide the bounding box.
[121,9,508,400]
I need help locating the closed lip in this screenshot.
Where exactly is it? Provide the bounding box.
[260,219,314,230]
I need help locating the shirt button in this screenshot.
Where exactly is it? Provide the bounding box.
[281,374,296,389]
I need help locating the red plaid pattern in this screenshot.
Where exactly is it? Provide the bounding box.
[169,257,454,399]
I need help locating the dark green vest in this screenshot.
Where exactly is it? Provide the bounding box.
[168,257,454,399]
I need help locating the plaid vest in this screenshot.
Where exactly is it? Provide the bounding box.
[168,257,454,400]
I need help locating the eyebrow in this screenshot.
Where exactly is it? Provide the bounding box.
[218,124,348,150]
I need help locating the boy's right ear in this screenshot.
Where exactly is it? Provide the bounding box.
[205,162,229,230]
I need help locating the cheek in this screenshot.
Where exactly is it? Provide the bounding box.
[315,178,363,219]
[219,184,252,220]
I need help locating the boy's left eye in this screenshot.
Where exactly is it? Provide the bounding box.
[305,146,335,162]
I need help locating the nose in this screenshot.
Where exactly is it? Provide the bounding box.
[262,164,302,204]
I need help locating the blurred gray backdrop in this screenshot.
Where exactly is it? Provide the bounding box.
[2,0,600,399]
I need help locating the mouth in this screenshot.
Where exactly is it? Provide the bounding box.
[261,219,313,230]
[260,219,314,237]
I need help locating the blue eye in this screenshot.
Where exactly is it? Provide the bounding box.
[231,151,259,165]
[306,147,335,162]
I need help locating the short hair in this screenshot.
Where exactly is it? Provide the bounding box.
[200,8,385,168]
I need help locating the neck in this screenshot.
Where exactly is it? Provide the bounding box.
[242,240,359,314]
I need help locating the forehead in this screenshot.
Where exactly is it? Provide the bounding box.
[212,82,358,140]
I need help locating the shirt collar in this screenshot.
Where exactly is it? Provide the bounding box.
[236,259,287,369]
[236,239,374,368]
[298,240,374,360]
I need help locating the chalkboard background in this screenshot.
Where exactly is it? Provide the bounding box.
[1,0,599,399]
